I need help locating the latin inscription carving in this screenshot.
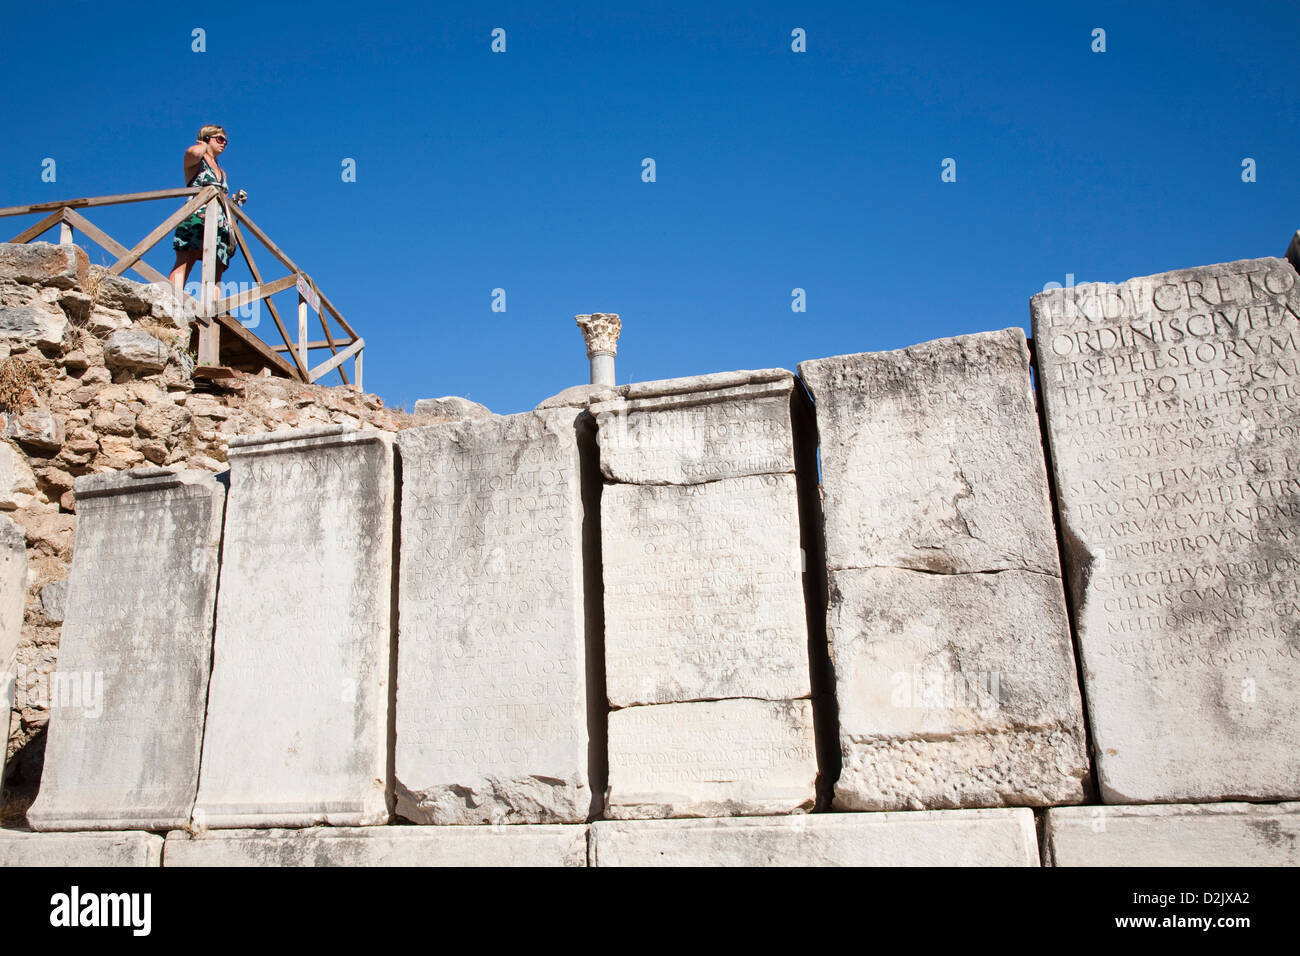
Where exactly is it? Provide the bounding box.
[1033,258,1300,801]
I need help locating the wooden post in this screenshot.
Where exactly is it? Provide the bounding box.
[298,291,308,372]
[198,198,220,367]
[59,221,73,245]
[353,348,363,391]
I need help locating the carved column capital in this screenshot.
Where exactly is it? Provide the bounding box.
[575,313,621,357]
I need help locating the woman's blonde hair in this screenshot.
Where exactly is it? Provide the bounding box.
[197,125,226,143]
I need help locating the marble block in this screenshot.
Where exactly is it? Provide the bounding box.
[601,475,809,706]
[1032,258,1300,803]
[800,332,1088,811]
[589,808,1040,867]
[27,469,225,831]
[1045,802,1300,866]
[394,409,594,824]
[605,699,817,819]
[194,426,395,828]
[0,829,163,867]
[164,825,588,867]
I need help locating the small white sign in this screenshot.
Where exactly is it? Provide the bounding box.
[296,275,320,313]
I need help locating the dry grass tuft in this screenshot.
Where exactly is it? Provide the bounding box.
[82,268,103,308]
[0,356,46,412]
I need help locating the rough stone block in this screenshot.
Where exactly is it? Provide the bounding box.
[1046,802,1300,866]
[394,409,593,824]
[602,475,809,705]
[194,426,395,828]
[27,469,224,831]
[0,673,12,803]
[800,332,1088,811]
[0,304,67,346]
[3,408,65,451]
[591,369,798,485]
[411,395,493,420]
[0,829,163,867]
[39,580,67,623]
[828,567,1087,810]
[589,808,1040,866]
[594,369,819,817]
[0,514,25,670]
[605,699,817,819]
[1032,257,1300,803]
[799,331,1060,575]
[164,825,587,867]
[0,242,88,290]
[103,329,168,373]
[0,443,38,511]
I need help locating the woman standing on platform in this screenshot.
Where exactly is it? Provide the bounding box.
[168,124,245,292]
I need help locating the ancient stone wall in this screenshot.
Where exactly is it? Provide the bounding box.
[3,242,1299,866]
[0,243,453,821]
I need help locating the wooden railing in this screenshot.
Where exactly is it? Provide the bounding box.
[0,188,363,387]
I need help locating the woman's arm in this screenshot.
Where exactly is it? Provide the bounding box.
[183,143,206,182]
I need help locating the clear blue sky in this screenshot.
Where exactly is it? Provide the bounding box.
[1,0,1296,414]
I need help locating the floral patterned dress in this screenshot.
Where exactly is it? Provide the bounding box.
[172,157,234,266]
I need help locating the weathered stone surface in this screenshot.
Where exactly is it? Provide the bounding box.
[0,242,87,290]
[0,442,38,510]
[605,699,817,819]
[56,289,93,324]
[591,369,798,484]
[828,567,1087,810]
[39,579,66,623]
[0,514,26,670]
[1286,229,1299,274]
[0,830,163,867]
[195,426,395,828]
[595,369,819,817]
[27,469,225,831]
[135,402,190,440]
[164,825,588,867]
[0,304,67,347]
[590,808,1040,867]
[103,329,168,372]
[394,410,594,824]
[602,475,809,705]
[1046,802,1300,866]
[535,383,624,410]
[1,673,11,802]
[800,332,1088,811]
[87,306,130,333]
[799,331,1060,575]
[0,516,18,800]
[1031,257,1300,803]
[136,282,192,329]
[411,395,493,420]
[3,408,64,451]
[84,266,153,315]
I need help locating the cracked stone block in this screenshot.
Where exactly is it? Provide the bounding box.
[164,825,587,867]
[589,808,1040,866]
[27,469,224,832]
[1032,258,1300,803]
[393,410,594,825]
[591,371,819,818]
[601,475,809,706]
[605,699,817,819]
[0,830,163,867]
[800,331,1089,810]
[1045,802,1300,866]
[194,426,394,828]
